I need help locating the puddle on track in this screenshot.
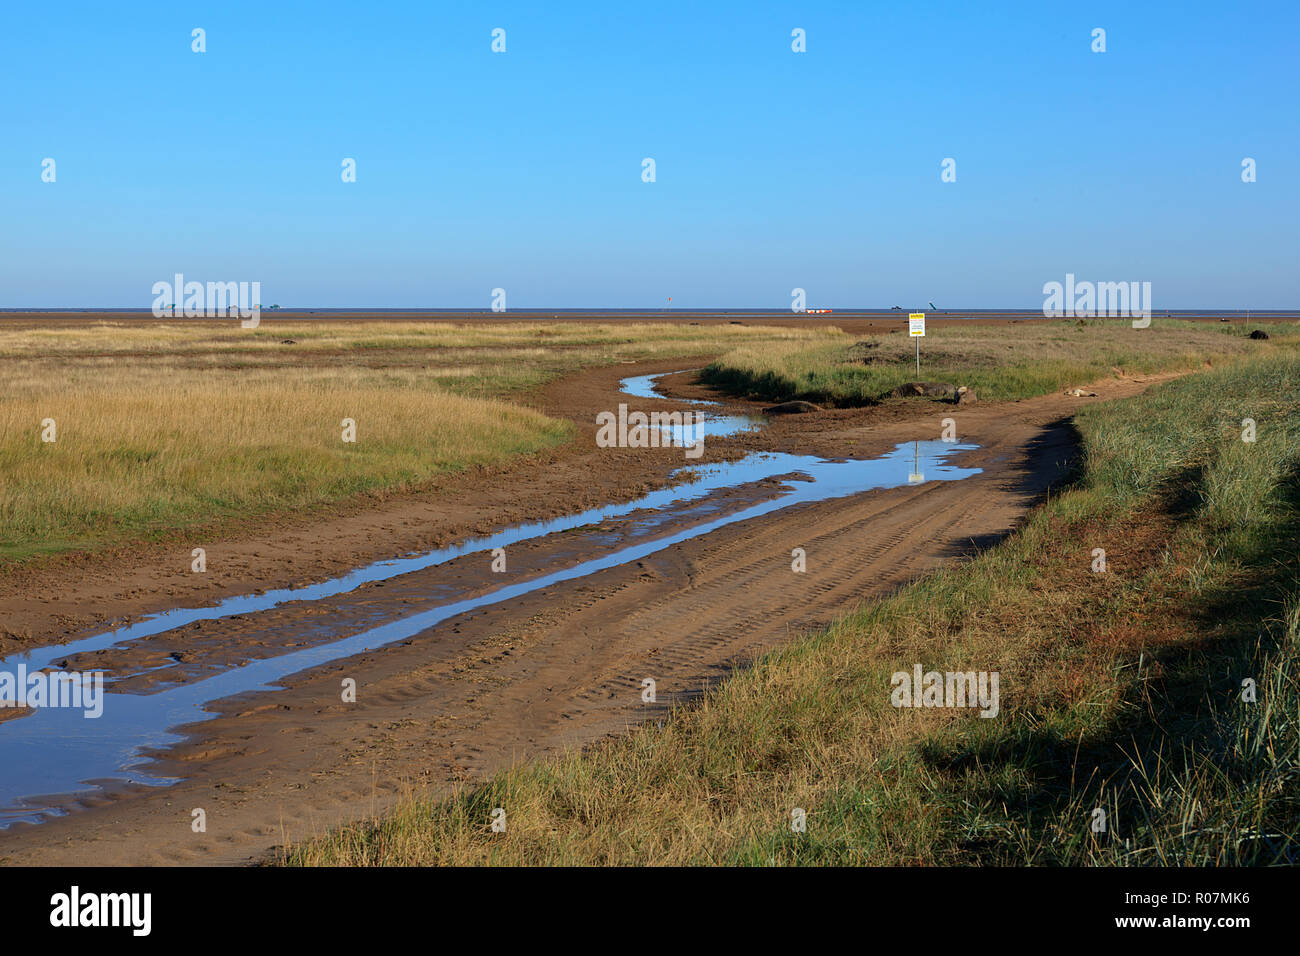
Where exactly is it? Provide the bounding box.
[0,371,980,827]
[616,371,766,443]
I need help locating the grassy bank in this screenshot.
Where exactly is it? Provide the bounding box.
[0,321,834,565]
[285,352,1300,865]
[701,319,1299,406]
[0,380,570,564]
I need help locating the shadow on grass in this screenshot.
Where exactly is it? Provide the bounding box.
[922,464,1300,865]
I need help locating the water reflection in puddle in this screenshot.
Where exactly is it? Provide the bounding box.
[617,371,765,443]
[0,372,980,826]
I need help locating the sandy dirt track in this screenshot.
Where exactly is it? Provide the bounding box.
[0,360,1175,865]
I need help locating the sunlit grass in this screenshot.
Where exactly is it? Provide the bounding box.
[0,377,569,563]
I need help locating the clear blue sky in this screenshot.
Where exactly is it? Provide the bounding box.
[2,1,1296,309]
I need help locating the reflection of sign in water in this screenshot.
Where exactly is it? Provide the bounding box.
[908,440,924,484]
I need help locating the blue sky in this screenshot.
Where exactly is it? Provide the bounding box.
[2,1,1296,308]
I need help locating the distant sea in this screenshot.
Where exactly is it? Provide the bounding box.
[3,308,1296,319]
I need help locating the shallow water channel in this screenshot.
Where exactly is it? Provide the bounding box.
[0,372,980,826]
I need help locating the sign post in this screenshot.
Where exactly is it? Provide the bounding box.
[908,312,925,377]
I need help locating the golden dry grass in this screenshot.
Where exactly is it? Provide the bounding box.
[0,373,568,562]
[0,320,833,564]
